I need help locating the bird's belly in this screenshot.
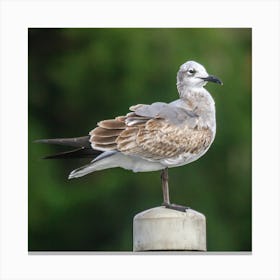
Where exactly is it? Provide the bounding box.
[117,154,165,172]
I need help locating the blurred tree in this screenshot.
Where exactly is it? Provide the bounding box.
[28,28,251,251]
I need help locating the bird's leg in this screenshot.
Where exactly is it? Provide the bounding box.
[161,168,190,212]
[161,167,170,205]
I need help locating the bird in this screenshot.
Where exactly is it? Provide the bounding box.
[36,60,222,212]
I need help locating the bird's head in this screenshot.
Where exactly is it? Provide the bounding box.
[177,60,222,92]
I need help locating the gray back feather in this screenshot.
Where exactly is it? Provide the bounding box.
[134,102,198,126]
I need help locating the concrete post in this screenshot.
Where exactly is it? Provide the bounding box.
[133,206,206,251]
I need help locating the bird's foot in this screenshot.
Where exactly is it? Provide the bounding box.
[162,202,190,212]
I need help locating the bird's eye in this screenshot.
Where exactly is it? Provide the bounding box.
[187,68,195,75]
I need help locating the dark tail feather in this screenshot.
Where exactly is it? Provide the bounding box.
[34,136,91,148]
[35,136,102,159]
[43,147,101,159]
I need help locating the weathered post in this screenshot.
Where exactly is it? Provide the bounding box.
[133,206,206,251]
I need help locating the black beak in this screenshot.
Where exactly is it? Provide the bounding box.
[201,75,223,85]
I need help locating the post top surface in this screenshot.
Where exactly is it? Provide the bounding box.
[134,206,205,220]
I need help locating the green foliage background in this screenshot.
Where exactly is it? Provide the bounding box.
[28,28,251,251]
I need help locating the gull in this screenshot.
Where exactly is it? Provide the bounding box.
[36,60,222,211]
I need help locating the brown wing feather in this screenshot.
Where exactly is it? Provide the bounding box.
[116,119,213,159]
[90,135,117,144]
[90,127,121,137]
[90,116,129,151]
[98,119,126,129]
[89,111,146,151]
[89,104,212,159]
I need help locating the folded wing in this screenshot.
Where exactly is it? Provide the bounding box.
[89,102,213,161]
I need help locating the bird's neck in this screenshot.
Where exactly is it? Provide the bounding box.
[177,86,216,130]
[178,87,215,108]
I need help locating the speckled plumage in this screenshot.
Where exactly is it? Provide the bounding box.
[89,105,213,164]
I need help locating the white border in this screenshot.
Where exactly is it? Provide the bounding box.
[1,0,279,279]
